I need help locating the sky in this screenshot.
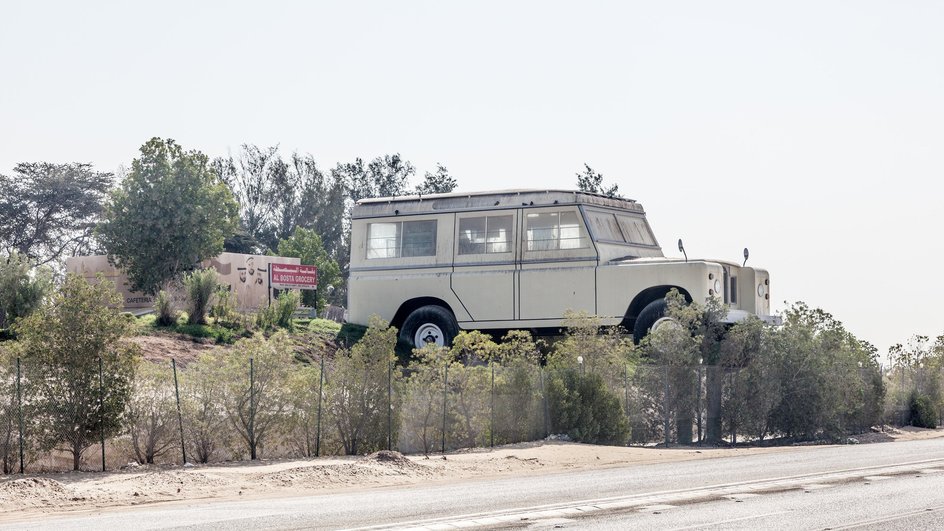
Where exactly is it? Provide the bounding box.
[1,1,942,358]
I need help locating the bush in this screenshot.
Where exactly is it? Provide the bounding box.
[546,369,629,445]
[0,252,51,331]
[909,391,937,428]
[154,290,176,326]
[256,291,300,332]
[209,285,238,327]
[185,268,219,325]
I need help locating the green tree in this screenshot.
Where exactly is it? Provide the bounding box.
[15,274,138,470]
[0,162,112,265]
[98,138,239,294]
[575,164,620,198]
[276,227,341,310]
[126,361,177,464]
[415,164,457,195]
[0,251,52,330]
[327,315,398,455]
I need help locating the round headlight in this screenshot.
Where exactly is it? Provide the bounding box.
[713,279,722,294]
[757,283,767,298]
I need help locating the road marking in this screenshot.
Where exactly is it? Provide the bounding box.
[344,457,944,531]
[823,506,944,530]
[669,510,789,530]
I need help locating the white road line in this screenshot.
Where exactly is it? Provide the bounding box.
[669,510,790,530]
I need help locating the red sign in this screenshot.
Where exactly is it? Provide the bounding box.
[270,263,318,290]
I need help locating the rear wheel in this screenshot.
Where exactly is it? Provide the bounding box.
[633,298,679,343]
[399,305,459,349]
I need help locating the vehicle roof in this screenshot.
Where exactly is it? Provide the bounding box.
[352,189,645,219]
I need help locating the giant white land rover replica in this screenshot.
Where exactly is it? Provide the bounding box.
[348,190,775,348]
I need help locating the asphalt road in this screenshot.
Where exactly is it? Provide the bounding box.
[7,437,944,530]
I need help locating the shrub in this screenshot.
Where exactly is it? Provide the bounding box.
[546,369,629,445]
[0,252,52,331]
[910,391,937,428]
[185,268,219,325]
[256,291,300,332]
[209,285,238,327]
[154,290,176,326]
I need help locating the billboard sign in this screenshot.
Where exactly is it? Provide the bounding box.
[270,263,318,290]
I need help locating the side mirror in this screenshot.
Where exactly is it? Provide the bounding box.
[678,239,688,263]
[743,247,750,267]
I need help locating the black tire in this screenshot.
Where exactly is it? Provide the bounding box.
[633,298,668,344]
[399,305,459,349]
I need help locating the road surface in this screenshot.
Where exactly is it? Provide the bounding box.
[6,437,944,530]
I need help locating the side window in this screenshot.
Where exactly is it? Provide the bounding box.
[616,215,656,246]
[525,210,589,251]
[586,211,625,242]
[367,220,437,259]
[458,215,513,255]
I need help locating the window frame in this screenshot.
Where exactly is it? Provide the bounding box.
[366,219,438,260]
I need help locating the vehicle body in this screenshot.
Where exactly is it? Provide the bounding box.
[347,189,777,348]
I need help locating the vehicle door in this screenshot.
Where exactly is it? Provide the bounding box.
[450,210,518,323]
[517,207,597,320]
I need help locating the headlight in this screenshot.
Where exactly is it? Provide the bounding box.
[713,279,722,294]
[757,283,767,298]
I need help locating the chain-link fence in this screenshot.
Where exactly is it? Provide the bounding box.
[0,354,922,474]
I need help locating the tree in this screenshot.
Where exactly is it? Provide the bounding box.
[0,251,52,330]
[337,154,415,204]
[276,227,341,310]
[327,316,398,455]
[575,164,620,198]
[126,361,177,464]
[212,145,283,250]
[0,162,112,266]
[212,331,294,460]
[98,138,239,294]
[415,164,457,195]
[15,274,138,470]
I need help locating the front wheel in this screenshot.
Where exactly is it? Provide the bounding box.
[399,305,459,349]
[633,298,679,344]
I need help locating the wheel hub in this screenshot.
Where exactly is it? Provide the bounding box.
[414,323,445,347]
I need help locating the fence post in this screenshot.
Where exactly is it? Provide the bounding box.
[387,360,392,451]
[489,363,495,447]
[696,364,703,444]
[663,365,670,448]
[16,357,24,474]
[900,366,906,426]
[99,356,106,472]
[249,357,256,460]
[441,364,448,454]
[172,359,187,465]
[540,367,549,438]
[623,364,629,416]
[316,356,324,457]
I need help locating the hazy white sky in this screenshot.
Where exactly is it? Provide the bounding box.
[2,1,942,357]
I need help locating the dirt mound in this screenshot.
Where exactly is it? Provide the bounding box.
[363,450,411,466]
[131,334,219,366]
[109,470,231,495]
[0,477,71,506]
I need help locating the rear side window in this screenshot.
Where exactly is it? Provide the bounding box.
[458,215,513,255]
[525,211,589,251]
[367,220,437,259]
